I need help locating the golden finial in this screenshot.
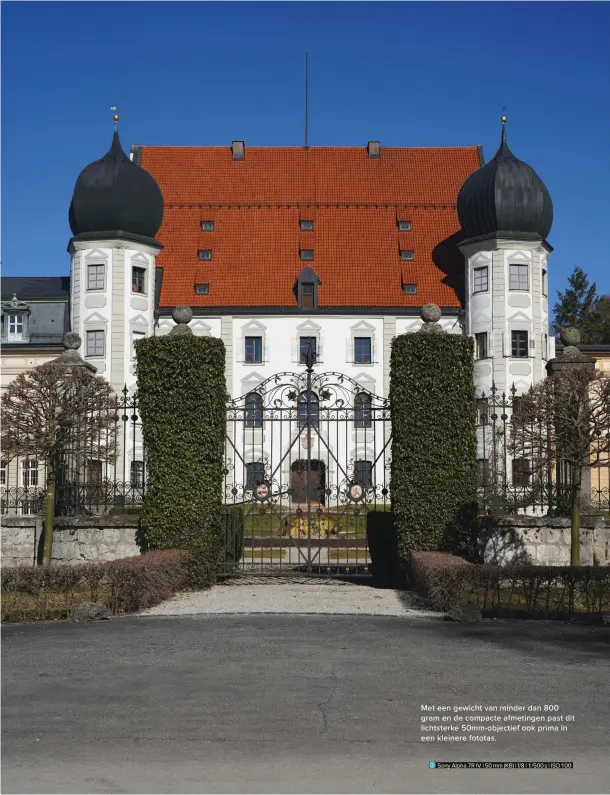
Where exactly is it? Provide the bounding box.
[501,105,507,125]
[111,107,119,130]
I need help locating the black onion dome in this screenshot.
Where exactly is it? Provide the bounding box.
[457,127,553,243]
[69,131,163,242]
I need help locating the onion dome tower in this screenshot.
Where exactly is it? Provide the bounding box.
[458,117,554,397]
[69,121,163,245]
[67,113,164,405]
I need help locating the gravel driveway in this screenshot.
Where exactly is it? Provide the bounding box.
[139,577,439,617]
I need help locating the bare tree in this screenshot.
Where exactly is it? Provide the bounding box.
[1,362,119,565]
[510,368,610,564]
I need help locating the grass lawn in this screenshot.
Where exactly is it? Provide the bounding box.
[236,503,388,538]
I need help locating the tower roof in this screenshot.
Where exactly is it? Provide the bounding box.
[457,125,553,244]
[69,130,164,245]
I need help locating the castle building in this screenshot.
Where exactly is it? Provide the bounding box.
[64,120,554,403]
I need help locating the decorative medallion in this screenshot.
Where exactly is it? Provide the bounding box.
[348,482,364,503]
[254,481,271,502]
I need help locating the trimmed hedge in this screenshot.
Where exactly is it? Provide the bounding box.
[136,334,227,587]
[389,331,479,568]
[1,550,189,622]
[410,551,610,620]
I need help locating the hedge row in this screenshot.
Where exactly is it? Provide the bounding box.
[410,551,610,619]
[1,550,189,623]
[136,334,227,587]
[389,332,479,568]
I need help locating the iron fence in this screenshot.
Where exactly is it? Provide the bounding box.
[1,387,146,516]
[476,383,609,515]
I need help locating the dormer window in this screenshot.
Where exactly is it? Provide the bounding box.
[198,249,213,261]
[397,220,411,232]
[195,283,210,295]
[400,250,414,261]
[7,314,24,341]
[200,221,215,232]
[300,249,314,261]
[402,284,417,295]
[300,220,314,232]
[1,294,31,343]
[301,283,315,310]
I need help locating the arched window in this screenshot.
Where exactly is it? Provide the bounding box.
[298,391,319,428]
[354,392,372,428]
[354,460,373,488]
[245,392,263,428]
[246,462,265,490]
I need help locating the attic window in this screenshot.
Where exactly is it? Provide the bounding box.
[402,284,417,295]
[300,220,314,232]
[195,283,210,295]
[367,141,380,158]
[200,221,215,232]
[397,220,412,232]
[400,250,414,261]
[198,249,212,261]
[300,249,314,261]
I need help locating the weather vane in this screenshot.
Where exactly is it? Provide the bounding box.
[111,106,119,131]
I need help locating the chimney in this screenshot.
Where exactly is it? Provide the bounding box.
[367,141,380,159]
[231,140,245,161]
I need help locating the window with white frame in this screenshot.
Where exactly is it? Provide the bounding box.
[86,330,105,357]
[473,266,488,293]
[87,263,105,291]
[354,337,372,364]
[246,462,265,490]
[22,460,38,487]
[7,314,25,341]
[245,336,263,364]
[475,332,488,360]
[353,460,373,488]
[542,268,548,296]
[132,266,146,294]
[130,460,145,487]
[509,264,529,291]
[0,459,6,486]
[299,336,317,364]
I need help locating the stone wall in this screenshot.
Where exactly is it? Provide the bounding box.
[1,514,141,567]
[480,515,610,566]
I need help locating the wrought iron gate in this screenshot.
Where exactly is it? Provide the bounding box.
[220,348,392,577]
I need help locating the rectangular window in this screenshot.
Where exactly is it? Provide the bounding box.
[476,397,489,425]
[200,220,215,231]
[86,330,105,357]
[473,266,488,293]
[301,282,315,310]
[245,336,263,364]
[7,314,24,341]
[130,461,145,488]
[354,460,373,488]
[132,266,146,294]
[402,284,417,295]
[397,220,411,232]
[354,337,372,364]
[0,460,6,486]
[400,250,414,261]
[198,249,213,261]
[300,220,314,231]
[509,264,529,291]
[475,332,488,360]
[477,459,489,489]
[512,457,531,488]
[87,263,105,290]
[511,330,528,358]
[300,249,314,261]
[299,336,317,364]
[133,331,145,358]
[246,462,265,490]
[22,460,38,487]
[87,460,103,484]
[195,283,210,295]
[542,268,548,296]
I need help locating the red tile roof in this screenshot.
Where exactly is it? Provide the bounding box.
[138,146,481,309]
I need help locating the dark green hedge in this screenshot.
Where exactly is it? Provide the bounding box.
[389,332,478,568]
[136,334,227,586]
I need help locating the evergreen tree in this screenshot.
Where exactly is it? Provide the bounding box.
[553,266,600,342]
[591,295,610,344]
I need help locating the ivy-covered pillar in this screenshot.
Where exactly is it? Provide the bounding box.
[136,306,227,586]
[390,305,479,570]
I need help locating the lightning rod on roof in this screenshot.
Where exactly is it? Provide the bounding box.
[304,53,309,150]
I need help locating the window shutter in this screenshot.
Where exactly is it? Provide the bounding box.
[370,336,375,364]
[317,336,323,361]
[291,338,297,363]
[502,332,509,357]
[347,337,354,363]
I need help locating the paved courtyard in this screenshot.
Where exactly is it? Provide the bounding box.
[2,605,609,794]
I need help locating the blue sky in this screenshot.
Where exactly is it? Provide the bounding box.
[2,1,609,304]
